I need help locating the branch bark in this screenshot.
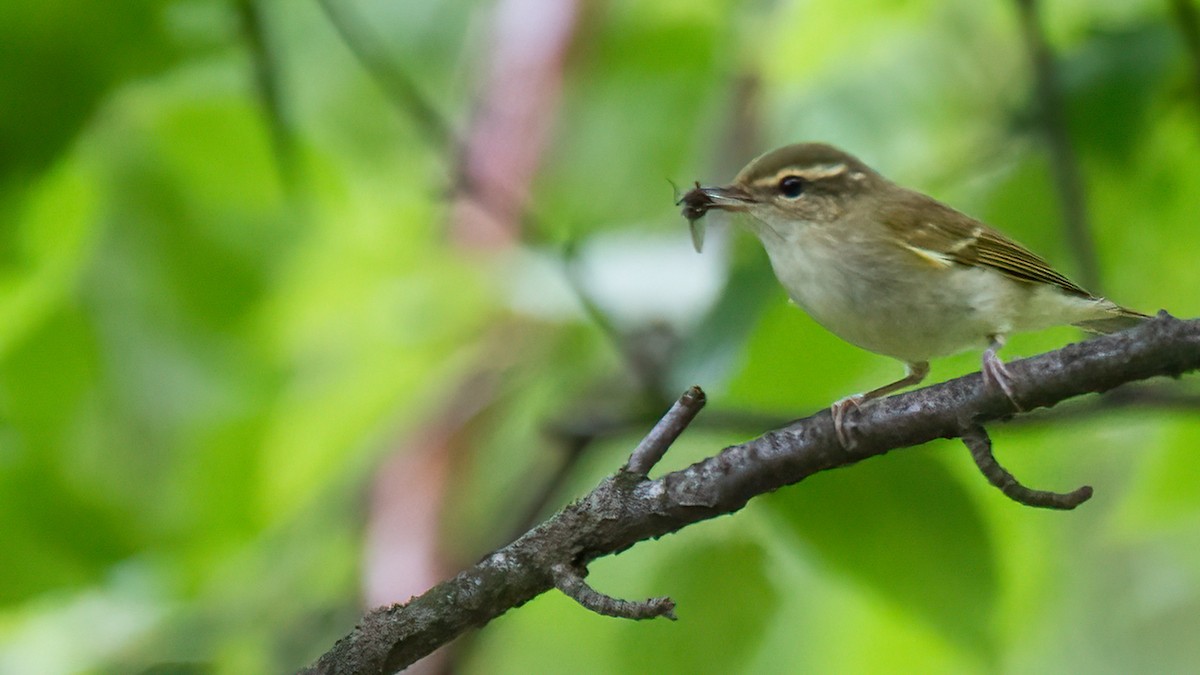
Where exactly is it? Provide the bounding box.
[961,424,1092,509]
[302,313,1199,675]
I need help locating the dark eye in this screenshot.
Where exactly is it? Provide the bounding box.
[778,175,806,198]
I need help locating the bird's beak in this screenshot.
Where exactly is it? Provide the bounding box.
[697,185,755,209]
[679,184,754,253]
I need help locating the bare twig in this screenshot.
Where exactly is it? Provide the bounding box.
[961,425,1092,509]
[520,384,705,535]
[1013,0,1102,292]
[302,314,1200,675]
[625,386,706,475]
[552,563,676,620]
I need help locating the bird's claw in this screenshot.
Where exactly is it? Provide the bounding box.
[830,393,866,449]
[982,350,1023,411]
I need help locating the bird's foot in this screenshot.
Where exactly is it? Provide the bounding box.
[830,393,866,449]
[982,349,1023,411]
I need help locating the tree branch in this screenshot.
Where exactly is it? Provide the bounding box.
[961,424,1092,509]
[551,563,676,620]
[302,312,1199,675]
[625,385,705,475]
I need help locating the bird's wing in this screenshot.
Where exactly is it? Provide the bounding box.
[878,191,1093,298]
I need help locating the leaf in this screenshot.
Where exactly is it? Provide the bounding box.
[614,538,778,675]
[763,445,999,661]
[0,0,178,183]
[1060,23,1177,162]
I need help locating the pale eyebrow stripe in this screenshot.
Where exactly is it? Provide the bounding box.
[754,163,849,187]
[793,163,848,180]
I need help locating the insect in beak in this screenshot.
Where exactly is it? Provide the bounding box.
[678,183,753,253]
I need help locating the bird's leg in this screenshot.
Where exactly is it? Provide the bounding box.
[981,334,1023,410]
[831,361,930,448]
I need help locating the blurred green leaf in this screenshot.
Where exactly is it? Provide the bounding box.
[724,295,881,411]
[0,0,179,185]
[763,447,999,661]
[1061,23,1176,161]
[613,538,778,675]
[460,524,776,675]
[0,309,136,603]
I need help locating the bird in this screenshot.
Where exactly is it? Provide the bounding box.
[681,142,1147,445]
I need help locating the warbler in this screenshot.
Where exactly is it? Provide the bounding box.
[682,143,1146,444]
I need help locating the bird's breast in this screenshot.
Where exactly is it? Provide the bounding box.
[755,226,1017,362]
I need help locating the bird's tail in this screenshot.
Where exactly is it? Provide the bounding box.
[1073,305,1150,335]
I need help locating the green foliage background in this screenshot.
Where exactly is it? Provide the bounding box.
[2,0,1200,673]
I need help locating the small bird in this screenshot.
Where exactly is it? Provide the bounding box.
[682,143,1146,445]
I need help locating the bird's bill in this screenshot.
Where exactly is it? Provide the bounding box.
[682,184,752,253]
[698,185,754,208]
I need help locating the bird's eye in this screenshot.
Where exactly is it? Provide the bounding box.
[778,175,806,199]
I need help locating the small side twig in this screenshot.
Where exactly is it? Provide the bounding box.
[962,424,1093,510]
[552,564,676,621]
[625,386,706,475]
